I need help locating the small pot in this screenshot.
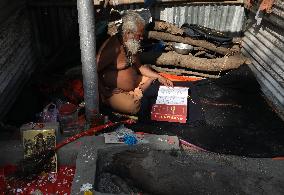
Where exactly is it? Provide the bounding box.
[173,42,193,55]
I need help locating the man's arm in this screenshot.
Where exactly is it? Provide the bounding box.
[97,36,118,72]
[135,57,173,87]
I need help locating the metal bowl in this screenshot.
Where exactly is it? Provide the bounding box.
[173,42,193,55]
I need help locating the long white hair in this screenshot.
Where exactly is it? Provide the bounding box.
[121,11,145,35]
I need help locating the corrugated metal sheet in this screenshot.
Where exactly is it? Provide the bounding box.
[0,0,24,24]
[27,2,245,60]
[115,3,245,33]
[28,4,78,61]
[0,1,80,120]
[242,0,284,116]
[154,4,245,33]
[0,8,37,119]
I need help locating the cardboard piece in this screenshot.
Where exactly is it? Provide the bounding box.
[151,86,188,123]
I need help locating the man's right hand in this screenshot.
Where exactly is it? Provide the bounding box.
[158,76,174,87]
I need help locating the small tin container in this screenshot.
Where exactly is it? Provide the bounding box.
[58,103,79,136]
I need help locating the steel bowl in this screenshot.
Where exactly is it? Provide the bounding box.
[173,42,193,55]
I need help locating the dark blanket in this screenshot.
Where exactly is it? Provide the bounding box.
[129,66,284,158]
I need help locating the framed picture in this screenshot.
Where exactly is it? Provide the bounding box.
[23,129,57,173]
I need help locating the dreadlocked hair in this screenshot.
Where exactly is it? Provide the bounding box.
[120,10,145,35]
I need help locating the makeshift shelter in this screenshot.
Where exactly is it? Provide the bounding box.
[0,0,283,194]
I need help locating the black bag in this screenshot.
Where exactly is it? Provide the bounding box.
[181,23,233,46]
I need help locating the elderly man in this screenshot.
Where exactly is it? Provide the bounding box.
[97,11,173,114]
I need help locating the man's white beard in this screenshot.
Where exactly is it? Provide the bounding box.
[125,39,141,55]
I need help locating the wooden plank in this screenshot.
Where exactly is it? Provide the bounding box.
[27,0,243,7]
[94,0,244,6]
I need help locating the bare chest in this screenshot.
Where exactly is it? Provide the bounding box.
[102,67,141,91]
[115,45,131,70]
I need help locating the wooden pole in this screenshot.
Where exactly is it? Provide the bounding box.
[140,51,249,72]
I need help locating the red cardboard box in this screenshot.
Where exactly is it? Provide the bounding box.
[151,104,187,123]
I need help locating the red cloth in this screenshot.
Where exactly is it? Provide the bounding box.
[0,165,75,194]
[244,0,275,13]
[260,0,275,13]
[63,79,84,104]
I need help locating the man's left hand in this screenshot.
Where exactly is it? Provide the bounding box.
[158,76,174,87]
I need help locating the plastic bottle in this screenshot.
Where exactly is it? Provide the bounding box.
[41,103,59,123]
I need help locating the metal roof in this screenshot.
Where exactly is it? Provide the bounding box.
[242,0,284,116]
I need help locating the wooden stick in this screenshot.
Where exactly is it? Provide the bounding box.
[151,65,220,79]
[147,31,233,55]
[140,51,249,72]
[152,21,184,35]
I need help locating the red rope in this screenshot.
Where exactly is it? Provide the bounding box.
[55,119,135,150]
[272,157,284,160]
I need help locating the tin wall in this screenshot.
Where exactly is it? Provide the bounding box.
[0,3,37,119]
[28,3,78,63]
[114,3,245,35]
[153,4,245,34]
[27,1,245,60]
[242,0,284,116]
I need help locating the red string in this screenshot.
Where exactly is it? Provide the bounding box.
[272,157,284,160]
[55,119,135,150]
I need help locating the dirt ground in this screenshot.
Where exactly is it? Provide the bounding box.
[95,145,284,194]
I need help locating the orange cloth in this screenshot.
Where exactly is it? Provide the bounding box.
[244,0,275,13]
[244,0,255,9]
[159,73,203,82]
[260,0,275,13]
